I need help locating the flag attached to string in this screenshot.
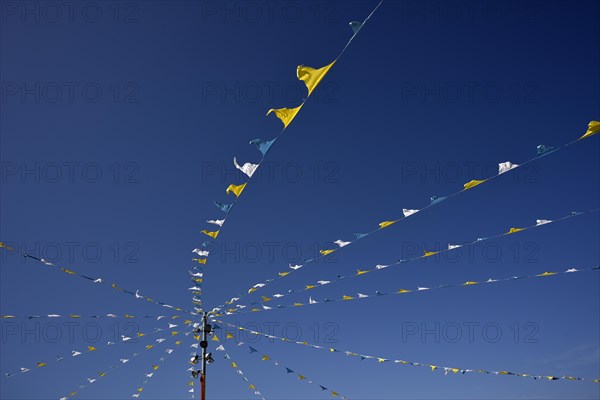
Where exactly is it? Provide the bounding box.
[234,157,259,178]
[297,61,336,96]
[266,105,303,128]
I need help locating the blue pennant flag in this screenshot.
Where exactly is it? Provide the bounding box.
[214,201,232,213]
[249,138,276,156]
[430,195,447,205]
[536,144,556,157]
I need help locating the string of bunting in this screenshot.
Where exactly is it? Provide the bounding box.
[3,319,192,379]
[228,339,347,399]
[60,333,189,400]
[210,121,600,313]
[183,323,203,398]
[0,314,185,320]
[130,335,184,398]
[196,0,384,254]
[221,265,599,315]
[218,208,599,315]
[212,335,266,399]
[0,244,195,316]
[213,318,600,384]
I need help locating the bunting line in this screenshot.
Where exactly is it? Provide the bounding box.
[212,336,266,399]
[230,341,347,399]
[0,245,196,316]
[2,319,191,379]
[210,122,600,313]
[217,209,599,315]
[220,266,599,315]
[187,266,204,315]
[1,314,184,320]
[213,315,600,384]
[129,336,184,398]
[58,332,190,400]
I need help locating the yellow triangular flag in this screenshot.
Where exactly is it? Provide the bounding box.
[424,251,438,257]
[464,179,486,190]
[430,365,438,371]
[37,362,46,367]
[211,335,219,342]
[356,269,369,275]
[61,268,76,275]
[231,362,237,368]
[267,105,303,128]
[397,289,411,294]
[320,249,335,256]
[201,230,219,239]
[342,295,353,300]
[537,271,557,276]
[278,271,290,277]
[297,61,336,96]
[196,258,207,264]
[261,355,270,361]
[379,220,397,229]
[226,183,247,197]
[249,384,256,389]
[137,387,144,393]
[226,333,234,339]
[579,120,600,140]
[463,281,479,285]
[87,346,96,351]
[152,365,159,370]
[261,296,272,302]
[508,227,524,234]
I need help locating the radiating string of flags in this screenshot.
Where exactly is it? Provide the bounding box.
[0,314,186,320]
[230,340,347,399]
[210,121,600,314]
[224,265,599,315]
[2,319,191,379]
[130,336,183,398]
[213,318,600,384]
[0,244,195,316]
[196,0,384,252]
[183,325,203,398]
[190,0,384,314]
[60,333,189,400]
[217,208,599,315]
[212,336,266,399]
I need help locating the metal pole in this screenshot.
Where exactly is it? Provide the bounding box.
[200,313,207,400]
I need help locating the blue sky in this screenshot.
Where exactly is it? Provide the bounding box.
[1,1,599,399]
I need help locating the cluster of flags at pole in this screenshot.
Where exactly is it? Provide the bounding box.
[214,209,598,315]
[213,320,600,384]
[209,121,600,314]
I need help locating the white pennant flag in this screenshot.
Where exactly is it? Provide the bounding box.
[72,351,82,356]
[375,264,388,270]
[334,239,351,247]
[448,244,462,250]
[498,161,519,174]
[536,219,552,226]
[207,219,225,227]
[192,249,209,257]
[403,208,419,217]
[289,264,303,270]
[309,297,317,304]
[317,280,330,285]
[234,157,259,178]
[215,345,225,351]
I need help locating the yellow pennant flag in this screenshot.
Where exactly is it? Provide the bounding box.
[249,384,256,389]
[430,365,438,371]
[37,362,46,367]
[0,242,14,251]
[320,249,335,256]
[261,296,272,302]
[171,331,179,336]
[293,303,303,307]
[464,179,486,190]
[356,269,369,275]
[211,335,219,342]
[266,105,303,128]
[70,314,81,318]
[201,230,219,239]
[463,281,479,285]
[298,374,306,380]
[87,346,96,351]
[226,183,247,197]
[342,295,353,300]
[261,355,270,361]
[226,333,234,339]
[152,365,159,370]
[424,251,438,257]
[297,61,336,96]
[379,220,397,229]
[98,372,106,377]
[137,332,146,337]
[537,271,557,277]
[145,345,154,350]
[397,289,411,294]
[579,120,600,140]
[61,268,76,275]
[278,271,290,277]
[508,227,524,234]
[137,387,144,393]
[196,258,207,264]
[125,314,134,319]
[305,285,317,289]
[231,362,238,368]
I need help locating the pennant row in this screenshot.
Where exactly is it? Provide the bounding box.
[213,316,599,384]
[222,340,347,399]
[192,1,386,303]
[219,208,598,315]
[214,338,266,400]
[210,121,600,313]
[3,319,191,379]
[0,245,196,316]
[61,334,187,400]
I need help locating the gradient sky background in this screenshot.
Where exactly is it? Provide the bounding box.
[1,1,599,399]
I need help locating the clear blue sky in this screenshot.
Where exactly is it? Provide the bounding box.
[1,1,599,399]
